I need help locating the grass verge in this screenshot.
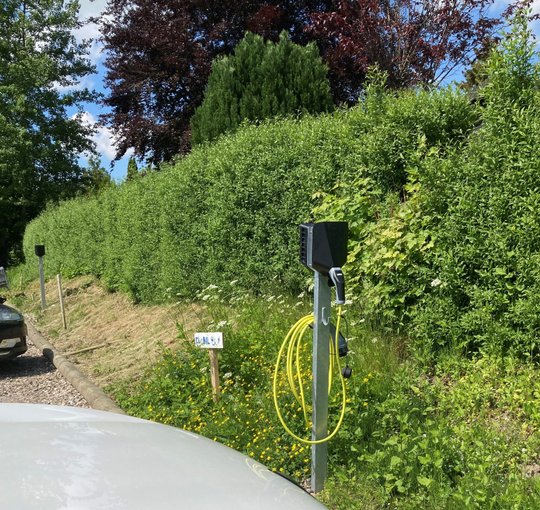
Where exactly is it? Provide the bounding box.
[107,284,540,509]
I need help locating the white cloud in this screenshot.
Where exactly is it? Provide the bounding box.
[77,111,121,161]
[53,74,96,94]
[77,112,134,177]
[74,24,103,64]
[78,0,108,19]
[75,0,108,66]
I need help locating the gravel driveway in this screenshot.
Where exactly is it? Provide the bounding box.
[0,339,89,407]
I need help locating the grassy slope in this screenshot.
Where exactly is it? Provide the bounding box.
[7,276,204,387]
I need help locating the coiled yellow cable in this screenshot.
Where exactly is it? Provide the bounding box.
[273,305,347,444]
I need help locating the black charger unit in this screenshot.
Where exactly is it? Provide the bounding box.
[300,222,348,305]
[299,222,348,275]
[300,221,349,276]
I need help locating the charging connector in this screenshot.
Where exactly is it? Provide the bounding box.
[328,267,345,305]
[329,322,348,357]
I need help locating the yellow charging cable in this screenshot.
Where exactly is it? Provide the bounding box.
[273,305,347,444]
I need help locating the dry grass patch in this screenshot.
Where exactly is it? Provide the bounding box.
[15,276,205,387]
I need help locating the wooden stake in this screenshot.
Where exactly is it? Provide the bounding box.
[208,348,220,403]
[56,274,67,329]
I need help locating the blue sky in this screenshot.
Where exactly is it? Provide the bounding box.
[72,0,540,181]
[73,0,130,181]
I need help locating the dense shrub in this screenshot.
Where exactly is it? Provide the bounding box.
[23,113,351,301]
[313,81,478,327]
[22,195,107,278]
[23,78,475,305]
[22,64,478,305]
[315,15,540,359]
[413,17,540,358]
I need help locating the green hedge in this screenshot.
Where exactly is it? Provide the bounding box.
[412,19,540,358]
[23,113,356,302]
[22,78,476,305]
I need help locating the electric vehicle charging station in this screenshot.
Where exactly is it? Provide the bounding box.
[300,222,348,492]
[273,222,349,492]
[35,245,46,310]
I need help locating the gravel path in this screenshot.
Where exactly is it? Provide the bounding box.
[0,339,89,407]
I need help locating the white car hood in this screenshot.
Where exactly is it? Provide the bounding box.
[0,404,326,510]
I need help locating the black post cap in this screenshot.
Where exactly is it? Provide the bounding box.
[35,245,45,257]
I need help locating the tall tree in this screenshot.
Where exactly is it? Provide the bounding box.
[0,0,96,265]
[81,154,114,194]
[101,0,508,162]
[100,0,334,165]
[307,0,506,103]
[191,32,333,145]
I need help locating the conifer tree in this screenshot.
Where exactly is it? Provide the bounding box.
[126,157,139,181]
[191,32,332,145]
[82,155,113,194]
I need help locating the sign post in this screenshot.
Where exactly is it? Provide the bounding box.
[208,349,220,403]
[57,274,67,329]
[194,332,223,403]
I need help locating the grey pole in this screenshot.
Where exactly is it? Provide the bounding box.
[38,256,46,310]
[311,270,331,493]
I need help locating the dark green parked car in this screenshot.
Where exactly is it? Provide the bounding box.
[0,300,27,360]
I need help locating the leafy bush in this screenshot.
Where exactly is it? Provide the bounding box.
[22,54,479,312]
[411,16,540,358]
[23,78,474,304]
[353,352,540,509]
[109,287,540,509]
[314,15,540,359]
[23,16,540,362]
[22,194,107,278]
[313,81,477,329]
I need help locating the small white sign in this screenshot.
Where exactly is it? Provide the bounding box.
[194,332,224,349]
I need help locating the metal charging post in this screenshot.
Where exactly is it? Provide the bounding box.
[38,257,46,310]
[298,221,348,493]
[311,270,331,492]
[35,245,46,310]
